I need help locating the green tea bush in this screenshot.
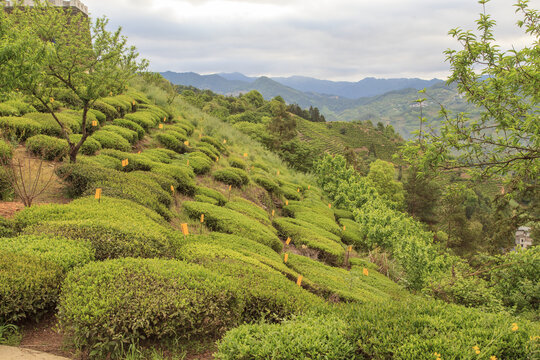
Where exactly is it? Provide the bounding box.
[91,100,118,121]
[112,119,145,140]
[101,125,138,144]
[99,149,155,171]
[51,88,83,108]
[213,167,249,187]
[200,135,226,153]
[90,130,131,151]
[0,218,14,237]
[78,154,122,170]
[228,157,246,169]
[88,109,106,125]
[194,194,219,205]
[25,134,68,160]
[125,90,150,104]
[68,134,102,155]
[140,148,176,164]
[0,252,63,323]
[59,258,242,357]
[24,112,80,136]
[0,116,42,140]
[252,162,269,172]
[183,201,282,252]
[171,119,194,135]
[0,139,13,163]
[252,174,280,194]
[334,208,354,220]
[338,218,364,248]
[0,103,17,116]
[124,112,158,130]
[225,197,272,226]
[100,96,132,116]
[151,163,196,195]
[196,186,227,206]
[216,315,355,360]
[187,154,212,174]
[195,142,220,160]
[15,196,180,260]
[273,217,344,266]
[294,210,342,236]
[166,130,188,142]
[155,132,188,153]
[138,104,169,121]
[0,100,36,116]
[280,183,302,200]
[163,124,188,136]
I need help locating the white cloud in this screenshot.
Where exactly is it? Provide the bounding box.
[83,0,540,80]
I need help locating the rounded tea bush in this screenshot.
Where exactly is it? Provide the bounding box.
[213,167,249,187]
[58,257,244,357]
[90,130,131,151]
[26,134,68,160]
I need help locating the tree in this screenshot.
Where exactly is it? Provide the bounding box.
[401,0,539,197]
[366,159,405,209]
[0,2,147,162]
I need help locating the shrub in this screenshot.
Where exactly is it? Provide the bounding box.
[0,218,14,237]
[0,139,13,163]
[151,163,196,196]
[200,135,226,153]
[59,258,242,357]
[0,103,17,116]
[228,157,246,169]
[91,100,118,121]
[155,133,188,153]
[273,217,344,266]
[213,167,249,187]
[0,116,42,141]
[195,142,220,159]
[99,149,155,171]
[280,183,302,201]
[187,154,212,174]
[216,315,356,360]
[171,119,194,135]
[23,112,80,136]
[112,119,145,140]
[338,218,364,249]
[334,208,354,220]
[225,198,272,226]
[194,194,219,205]
[15,196,180,260]
[0,100,36,116]
[100,96,131,116]
[78,154,122,170]
[252,174,280,193]
[294,210,342,236]
[163,124,187,136]
[183,201,282,252]
[138,104,169,122]
[0,252,63,323]
[90,130,131,151]
[69,134,101,155]
[124,111,158,130]
[195,186,227,206]
[101,125,138,144]
[140,148,177,164]
[25,134,68,160]
[88,109,106,124]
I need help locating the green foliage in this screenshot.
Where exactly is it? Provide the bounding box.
[112,119,145,140]
[287,207,342,236]
[151,163,196,196]
[0,252,63,323]
[183,201,282,252]
[334,208,354,220]
[99,149,155,171]
[155,132,188,153]
[23,112,81,137]
[15,196,180,260]
[367,159,405,209]
[216,315,355,360]
[200,135,226,153]
[338,219,364,249]
[0,116,41,141]
[213,167,249,187]
[228,157,246,169]
[0,139,13,163]
[101,125,138,144]
[69,134,101,155]
[186,153,212,174]
[124,111,158,130]
[195,142,220,160]
[25,134,68,160]
[0,100,35,116]
[59,258,243,357]
[273,217,344,266]
[225,198,272,226]
[91,101,118,121]
[90,130,132,151]
[195,186,227,206]
[252,174,280,194]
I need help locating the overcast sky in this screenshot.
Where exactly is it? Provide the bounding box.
[82,0,538,81]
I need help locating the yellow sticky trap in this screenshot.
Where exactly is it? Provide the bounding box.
[308,185,311,190]
[271,210,275,217]
[181,223,189,236]
[137,151,141,154]
[328,203,332,209]
[187,159,190,166]
[343,225,346,231]
[132,101,136,106]
[296,275,303,286]
[170,185,175,193]
[158,124,163,129]
[94,188,102,199]
[109,91,113,96]
[285,200,289,206]
[121,159,129,167]
[228,185,232,191]
[50,97,54,103]
[285,237,291,245]
[276,170,280,176]
[163,117,166,122]
[223,139,227,144]
[215,156,219,162]
[184,140,189,146]
[92,120,98,127]
[243,153,248,158]
[200,214,205,223]
[284,253,289,263]
[363,268,369,276]
[348,245,352,252]
[199,133,203,139]
[297,188,300,193]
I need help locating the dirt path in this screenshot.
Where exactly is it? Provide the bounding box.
[0,346,71,360]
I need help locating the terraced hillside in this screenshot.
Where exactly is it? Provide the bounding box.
[0,77,538,360]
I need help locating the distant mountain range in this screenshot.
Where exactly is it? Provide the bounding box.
[161,71,476,138]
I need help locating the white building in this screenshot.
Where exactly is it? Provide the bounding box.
[515,226,533,249]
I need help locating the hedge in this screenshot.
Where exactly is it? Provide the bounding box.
[69,134,102,155]
[166,129,188,142]
[338,218,365,249]
[213,167,249,187]
[15,196,181,260]
[58,258,243,357]
[228,157,246,169]
[0,235,94,323]
[88,109,106,125]
[99,149,155,171]
[225,197,272,227]
[155,132,188,153]
[200,135,226,153]
[293,210,342,236]
[101,125,138,144]
[0,116,42,140]
[253,174,280,193]
[194,194,219,205]
[280,183,302,201]
[124,112,158,130]
[138,104,169,122]
[195,142,220,160]
[0,100,35,116]
[183,201,282,252]
[187,154,212,174]
[112,119,145,140]
[0,103,17,116]
[334,208,354,220]
[0,139,13,162]
[78,154,122,170]
[216,315,355,360]
[90,130,131,151]
[273,217,344,266]
[25,134,68,160]
[24,112,80,136]
[170,119,194,135]
[100,96,132,116]
[195,186,227,206]
[91,100,118,121]
[151,163,196,196]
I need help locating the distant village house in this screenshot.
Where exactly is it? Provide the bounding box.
[515,226,533,249]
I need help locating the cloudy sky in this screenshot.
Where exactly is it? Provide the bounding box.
[82,0,538,81]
